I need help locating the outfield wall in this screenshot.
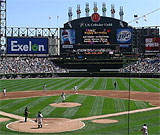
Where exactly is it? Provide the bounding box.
[0,72,159,79]
[57,72,160,78]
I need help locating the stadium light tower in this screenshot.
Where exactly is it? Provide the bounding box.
[111,4,115,18]
[119,6,124,21]
[0,0,7,52]
[85,3,90,17]
[68,7,73,21]
[93,2,98,13]
[77,4,81,19]
[102,2,107,17]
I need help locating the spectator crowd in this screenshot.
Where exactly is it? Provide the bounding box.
[0,56,159,75]
[0,57,67,74]
[121,57,160,73]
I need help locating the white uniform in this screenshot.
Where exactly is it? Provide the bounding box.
[43,84,46,92]
[62,95,65,101]
[141,125,148,135]
[36,113,43,128]
[61,93,65,103]
[3,88,6,96]
[74,86,77,93]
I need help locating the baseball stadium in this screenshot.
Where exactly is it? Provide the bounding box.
[0,1,160,135]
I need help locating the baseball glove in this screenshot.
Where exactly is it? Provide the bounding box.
[35,120,37,123]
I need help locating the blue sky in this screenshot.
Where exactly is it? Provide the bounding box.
[7,0,160,28]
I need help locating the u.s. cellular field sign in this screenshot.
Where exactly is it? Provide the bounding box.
[7,37,48,54]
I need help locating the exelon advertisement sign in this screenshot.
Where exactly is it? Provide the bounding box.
[7,37,48,54]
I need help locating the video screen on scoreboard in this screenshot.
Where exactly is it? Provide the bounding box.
[82,29,110,44]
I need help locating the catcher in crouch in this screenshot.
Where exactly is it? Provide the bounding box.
[35,111,43,128]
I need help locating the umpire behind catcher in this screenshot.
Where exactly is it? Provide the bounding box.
[24,107,29,122]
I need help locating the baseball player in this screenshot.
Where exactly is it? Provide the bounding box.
[43,84,46,92]
[114,82,117,89]
[24,107,29,122]
[2,88,6,96]
[61,92,65,103]
[141,124,148,135]
[36,111,43,128]
[73,85,77,93]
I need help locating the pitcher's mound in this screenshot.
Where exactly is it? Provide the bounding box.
[7,118,85,133]
[49,102,81,107]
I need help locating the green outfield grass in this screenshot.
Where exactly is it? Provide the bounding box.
[0,77,159,135]
[0,78,159,92]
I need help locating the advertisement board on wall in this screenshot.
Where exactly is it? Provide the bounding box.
[116,29,132,44]
[145,37,159,53]
[7,37,48,54]
[60,29,75,54]
[60,29,75,46]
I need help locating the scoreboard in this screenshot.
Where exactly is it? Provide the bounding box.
[61,14,132,55]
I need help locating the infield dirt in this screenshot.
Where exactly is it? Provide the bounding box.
[0,90,160,133]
